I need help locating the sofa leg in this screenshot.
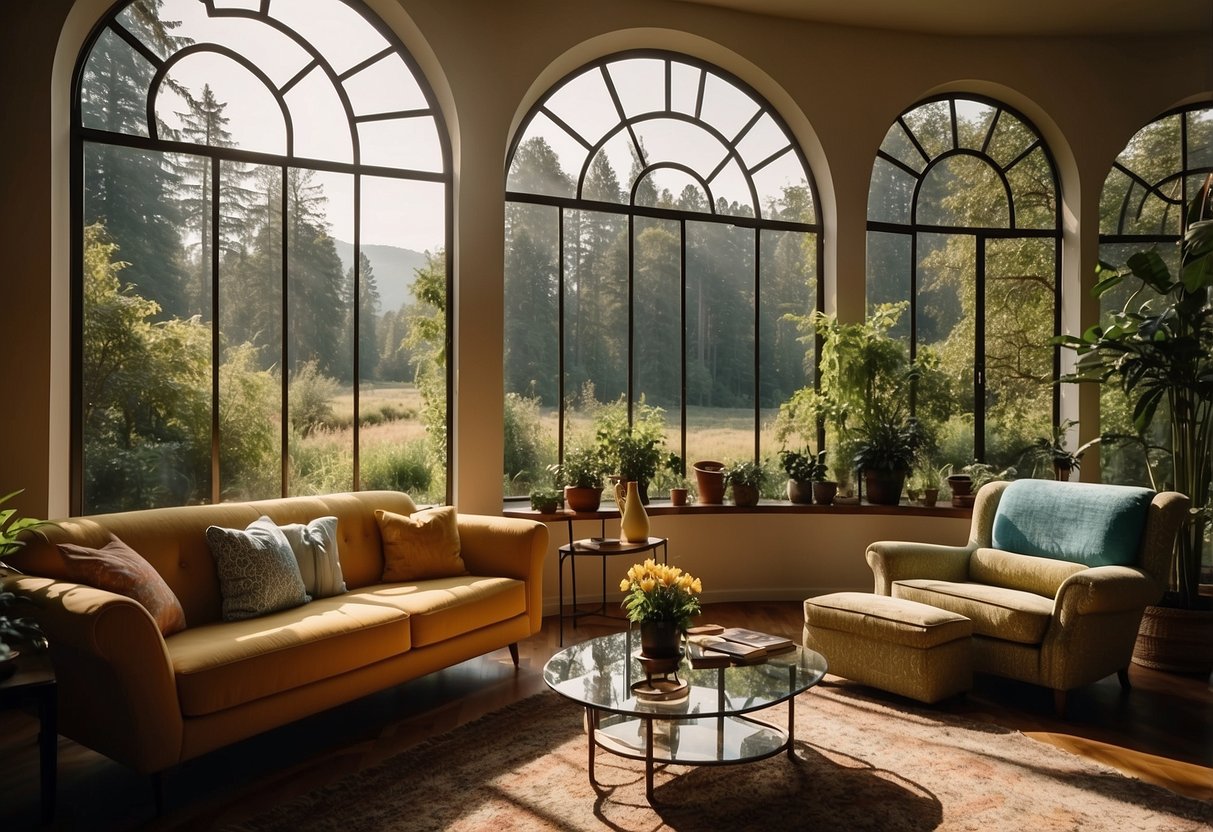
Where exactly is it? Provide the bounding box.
[1117,667,1131,691]
[1053,689,1067,718]
[508,642,519,667]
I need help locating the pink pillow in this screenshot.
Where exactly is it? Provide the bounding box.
[58,533,187,636]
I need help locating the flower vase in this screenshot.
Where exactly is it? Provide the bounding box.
[640,619,681,659]
[620,480,650,543]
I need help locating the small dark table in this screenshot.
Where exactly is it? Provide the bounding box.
[557,536,668,645]
[0,650,57,823]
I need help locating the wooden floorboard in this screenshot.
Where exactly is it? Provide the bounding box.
[0,602,1209,830]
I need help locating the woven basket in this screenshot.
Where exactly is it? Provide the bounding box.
[1131,604,1213,675]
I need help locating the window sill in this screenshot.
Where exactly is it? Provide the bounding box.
[503,499,971,521]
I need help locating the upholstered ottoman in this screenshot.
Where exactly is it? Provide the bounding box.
[803,592,973,704]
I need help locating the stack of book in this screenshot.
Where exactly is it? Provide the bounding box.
[685,626,796,667]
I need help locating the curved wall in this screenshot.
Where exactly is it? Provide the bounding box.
[3,0,1210,607]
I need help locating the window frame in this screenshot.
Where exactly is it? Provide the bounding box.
[69,0,454,513]
[503,49,823,490]
[865,93,1064,461]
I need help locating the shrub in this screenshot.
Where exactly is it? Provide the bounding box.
[361,439,433,495]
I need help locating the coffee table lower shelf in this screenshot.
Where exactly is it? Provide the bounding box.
[589,709,793,799]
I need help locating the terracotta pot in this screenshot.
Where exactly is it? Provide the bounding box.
[947,475,974,507]
[564,486,602,513]
[669,487,688,506]
[1132,604,1213,675]
[812,480,838,506]
[639,619,682,659]
[922,487,939,508]
[863,470,906,506]
[786,479,813,505]
[693,461,727,505]
[731,483,760,507]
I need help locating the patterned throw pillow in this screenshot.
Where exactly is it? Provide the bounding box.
[376,506,468,582]
[58,533,187,636]
[205,522,311,621]
[251,515,346,598]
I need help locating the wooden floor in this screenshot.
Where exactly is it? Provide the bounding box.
[1,602,1210,830]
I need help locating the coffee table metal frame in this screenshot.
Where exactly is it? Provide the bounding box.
[543,629,828,800]
[557,536,667,645]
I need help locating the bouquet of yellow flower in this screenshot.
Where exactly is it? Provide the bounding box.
[619,559,702,628]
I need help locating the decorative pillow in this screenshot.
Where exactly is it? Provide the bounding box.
[251,515,346,598]
[58,533,187,637]
[376,506,468,582]
[205,522,311,621]
[991,479,1154,567]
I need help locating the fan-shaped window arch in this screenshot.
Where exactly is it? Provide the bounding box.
[866,94,1062,470]
[1097,103,1213,487]
[72,0,451,513]
[503,51,821,496]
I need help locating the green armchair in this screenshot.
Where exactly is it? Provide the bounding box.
[866,479,1189,714]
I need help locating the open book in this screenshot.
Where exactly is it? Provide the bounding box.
[692,635,769,664]
[717,627,796,654]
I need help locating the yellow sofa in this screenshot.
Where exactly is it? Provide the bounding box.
[0,491,547,775]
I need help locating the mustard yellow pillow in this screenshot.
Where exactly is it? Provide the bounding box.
[376,506,468,582]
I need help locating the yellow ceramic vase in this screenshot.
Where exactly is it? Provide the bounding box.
[620,480,650,543]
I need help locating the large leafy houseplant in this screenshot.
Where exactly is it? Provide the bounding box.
[0,490,54,664]
[1058,187,1213,610]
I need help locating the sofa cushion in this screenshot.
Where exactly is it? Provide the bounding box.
[376,506,469,582]
[969,547,1087,599]
[205,523,311,621]
[169,595,411,716]
[346,576,527,647]
[260,515,347,598]
[893,579,1054,644]
[57,533,187,636]
[990,480,1153,567]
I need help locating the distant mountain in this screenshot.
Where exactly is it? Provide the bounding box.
[333,240,429,314]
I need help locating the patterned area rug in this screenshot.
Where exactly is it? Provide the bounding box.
[225,681,1213,832]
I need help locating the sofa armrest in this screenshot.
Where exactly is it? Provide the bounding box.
[1053,566,1162,619]
[457,515,548,634]
[3,574,183,773]
[865,541,973,595]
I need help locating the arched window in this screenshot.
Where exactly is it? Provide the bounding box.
[72,0,451,513]
[503,51,821,497]
[866,95,1061,470]
[1097,103,1213,486]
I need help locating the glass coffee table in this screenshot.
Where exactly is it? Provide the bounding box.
[543,630,828,801]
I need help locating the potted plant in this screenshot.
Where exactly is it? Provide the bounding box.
[1019,419,1093,481]
[851,402,920,505]
[659,453,690,506]
[0,490,53,678]
[528,486,562,515]
[554,445,607,512]
[692,460,727,505]
[619,559,703,658]
[779,448,827,505]
[724,460,765,507]
[1058,180,1213,672]
[593,401,667,505]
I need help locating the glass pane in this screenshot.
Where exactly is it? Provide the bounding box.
[358,117,443,172]
[902,101,952,160]
[763,178,815,225]
[878,122,927,173]
[508,132,577,198]
[986,112,1037,170]
[344,54,429,117]
[503,203,560,496]
[917,232,973,468]
[1117,114,1181,185]
[760,229,816,459]
[81,27,153,137]
[1188,108,1213,171]
[564,208,629,410]
[157,51,288,156]
[607,58,665,119]
[753,152,809,220]
[82,144,212,511]
[633,118,729,182]
[285,67,355,164]
[219,161,282,501]
[917,155,1010,228]
[867,158,915,224]
[736,112,786,168]
[699,72,760,140]
[710,157,756,217]
[1006,146,1057,230]
[634,217,682,413]
[956,101,997,151]
[984,237,1055,470]
[669,62,701,117]
[273,0,390,77]
[685,222,755,466]
[1121,178,1182,237]
[1099,167,1133,235]
[866,231,911,340]
[583,143,629,204]
[545,66,618,147]
[286,169,354,495]
[358,176,445,502]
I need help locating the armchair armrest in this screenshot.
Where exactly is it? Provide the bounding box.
[1053,566,1162,620]
[865,541,973,595]
[3,574,182,773]
[457,514,548,634]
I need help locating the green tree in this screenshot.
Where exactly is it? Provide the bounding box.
[405,250,449,490]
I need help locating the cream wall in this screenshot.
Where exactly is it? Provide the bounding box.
[2,0,1210,607]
